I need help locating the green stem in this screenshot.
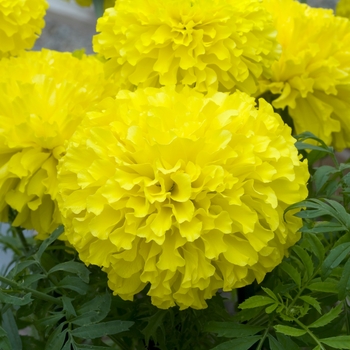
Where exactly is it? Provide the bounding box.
[11,225,29,253]
[256,320,274,350]
[292,317,325,350]
[0,274,62,306]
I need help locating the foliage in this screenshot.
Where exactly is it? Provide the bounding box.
[0,132,349,349]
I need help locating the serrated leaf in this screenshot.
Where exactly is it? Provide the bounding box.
[303,233,325,264]
[57,276,89,295]
[239,296,275,309]
[322,243,350,279]
[62,296,76,318]
[71,320,133,339]
[274,325,306,337]
[35,225,64,262]
[0,291,32,306]
[280,261,301,287]
[49,261,90,283]
[338,257,350,300]
[307,280,338,294]
[210,335,261,350]
[300,296,321,314]
[308,303,343,328]
[262,287,278,301]
[268,334,284,350]
[73,293,111,326]
[320,336,350,349]
[293,245,314,280]
[204,322,264,338]
[141,310,167,345]
[265,303,279,314]
[45,324,67,350]
[1,309,22,350]
[0,326,11,350]
[276,333,300,350]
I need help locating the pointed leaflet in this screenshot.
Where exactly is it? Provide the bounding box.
[274,325,306,337]
[299,296,321,314]
[141,310,167,345]
[320,336,350,349]
[1,309,22,350]
[210,335,261,350]
[338,257,350,300]
[308,303,343,329]
[280,261,301,287]
[35,225,64,262]
[293,245,314,281]
[239,296,275,309]
[322,243,350,279]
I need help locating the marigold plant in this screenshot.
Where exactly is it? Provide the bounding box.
[260,0,350,151]
[93,0,280,94]
[57,87,309,309]
[0,0,48,58]
[0,49,110,238]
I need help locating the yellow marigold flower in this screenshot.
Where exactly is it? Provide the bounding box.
[337,0,350,19]
[0,49,110,238]
[93,0,280,94]
[260,0,350,151]
[0,0,48,58]
[58,87,309,310]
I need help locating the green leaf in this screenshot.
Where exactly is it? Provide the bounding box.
[268,334,284,350]
[274,325,306,337]
[204,322,264,338]
[302,233,325,264]
[280,261,301,287]
[0,326,11,350]
[35,314,65,332]
[276,333,300,350]
[239,296,275,309]
[322,243,350,279]
[295,142,333,154]
[210,335,261,350]
[73,293,111,326]
[0,291,32,306]
[141,310,167,345]
[57,276,89,295]
[265,303,279,314]
[312,166,338,197]
[338,257,350,300]
[35,225,64,262]
[307,280,338,294]
[1,309,22,350]
[62,296,77,318]
[73,345,112,350]
[293,245,314,280]
[262,287,278,301]
[49,261,90,283]
[308,303,343,328]
[45,324,67,350]
[71,320,134,339]
[320,336,350,349]
[299,296,321,314]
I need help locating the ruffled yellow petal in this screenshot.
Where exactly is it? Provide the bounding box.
[0,49,111,237]
[58,87,309,309]
[0,0,48,58]
[261,0,350,150]
[93,0,280,94]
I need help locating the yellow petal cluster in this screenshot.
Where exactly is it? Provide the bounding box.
[260,0,350,151]
[0,49,110,238]
[58,87,309,309]
[0,0,48,58]
[336,0,350,19]
[93,0,280,94]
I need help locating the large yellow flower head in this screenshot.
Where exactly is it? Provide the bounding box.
[0,0,48,58]
[93,0,280,94]
[260,0,350,151]
[58,87,309,310]
[0,49,109,238]
[337,0,350,19]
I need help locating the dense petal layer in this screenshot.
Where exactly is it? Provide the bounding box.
[0,49,111,237]
[58,87,309,309]
[93,0,280,94]
[261,0,350,150]
[0,0,48,58]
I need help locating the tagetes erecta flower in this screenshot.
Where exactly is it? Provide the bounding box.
[93,0,280,94]
[337,0,350,19]
[0,49,109,238]
[58,87,309,310]
[0,0,48,58]
[260,0,350,151]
